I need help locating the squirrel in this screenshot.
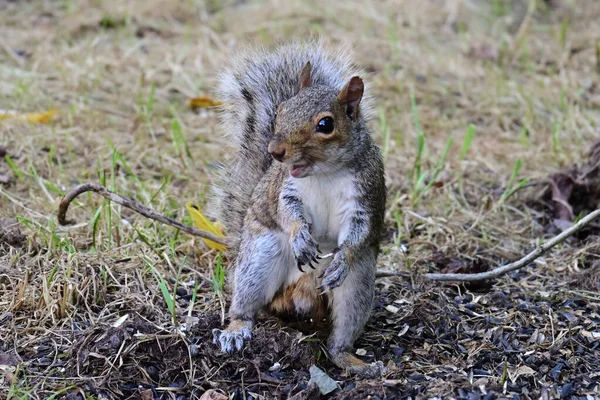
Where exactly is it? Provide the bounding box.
[208,41,387,378]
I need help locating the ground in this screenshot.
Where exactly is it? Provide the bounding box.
[1,0,600,399]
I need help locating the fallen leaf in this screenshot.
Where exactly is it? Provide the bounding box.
[140,389,154,400]
[397,323,410,337]
[185,202,228,251]
[528,329,546,345]
[199,389,227,400]
[580,329,600,341]
[0,109,57,124]
[549,173,575,221]
[509,365,536,384]
[308,365,339,395]
[189,96,223,108]
[540,138,600,233]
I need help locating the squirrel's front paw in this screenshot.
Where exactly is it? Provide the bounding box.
[212,327,251,353]
[291,227,319,272]
[319,252,349,291]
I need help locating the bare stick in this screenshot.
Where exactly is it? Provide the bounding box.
[58,183,229,246]
[375,270,411,279]
[379,208,600,282]
[59,184,600,283]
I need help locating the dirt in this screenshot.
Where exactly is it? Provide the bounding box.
[6,272,599,399]
[0,219,27,249]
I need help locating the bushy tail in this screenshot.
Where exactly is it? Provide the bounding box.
[208,40,370,254]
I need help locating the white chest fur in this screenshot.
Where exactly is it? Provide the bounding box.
[292,172,358,248]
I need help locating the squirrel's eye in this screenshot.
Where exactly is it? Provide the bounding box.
[316,116,334,134]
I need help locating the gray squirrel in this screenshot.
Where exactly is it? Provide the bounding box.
[208,41,387,377]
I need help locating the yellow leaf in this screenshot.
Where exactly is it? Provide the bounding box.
[189,96,223,108]
[185,202,228,251]
[0,109,57,124]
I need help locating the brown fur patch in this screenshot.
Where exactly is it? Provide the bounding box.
[288,220,304,238]
[225,319,252,332]
[332,351,369,369]
[269,274,327,320]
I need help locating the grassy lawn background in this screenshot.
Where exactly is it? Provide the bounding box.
[1,1,599,398]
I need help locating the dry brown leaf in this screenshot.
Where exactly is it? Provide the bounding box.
[541,138,600,231]
[140,389,154,400]
[189,96,223,108]
[549,173,575,221]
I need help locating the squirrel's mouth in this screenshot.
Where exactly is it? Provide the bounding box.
[290,163,310,178]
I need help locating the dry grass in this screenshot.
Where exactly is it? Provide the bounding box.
[1,0,600,399]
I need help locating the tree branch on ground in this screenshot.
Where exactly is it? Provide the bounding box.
[378,208,600,282]
[58,183,229,246]
[58,183,600,283]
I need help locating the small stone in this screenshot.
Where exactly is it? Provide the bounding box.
[269,362,281,371]
[355,348,367,356]
[385,305,400,314]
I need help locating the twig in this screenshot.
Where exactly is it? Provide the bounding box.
[375,270,411,279]
[380,208,600,282]
[57,183,229,246]
[59,183,600,284]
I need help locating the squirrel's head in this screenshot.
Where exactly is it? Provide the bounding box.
[268,61,364,179]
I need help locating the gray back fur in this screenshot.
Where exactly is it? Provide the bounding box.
[208,40,373,254]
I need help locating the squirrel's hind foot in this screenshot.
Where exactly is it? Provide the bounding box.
[212,320,252,353]
[332,351,386,378]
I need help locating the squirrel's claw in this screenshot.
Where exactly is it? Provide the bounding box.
[213,327,251,353]
[291,225,319,270]
[297,261,305,272]
[318,252,349,292]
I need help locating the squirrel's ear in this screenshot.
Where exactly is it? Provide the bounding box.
[338,76,363,120]
[299,61,312,90]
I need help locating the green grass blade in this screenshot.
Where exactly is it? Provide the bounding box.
[460,125,476,160]
[5,155,25,179]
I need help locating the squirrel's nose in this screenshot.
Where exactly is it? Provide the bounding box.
[268,142,287,162]
[270,148,286,162]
